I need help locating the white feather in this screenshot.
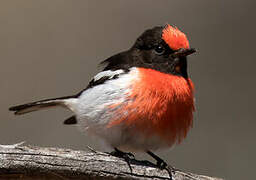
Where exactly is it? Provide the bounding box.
[93,69,124,81]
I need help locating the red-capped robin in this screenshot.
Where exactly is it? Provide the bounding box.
[9,24,196,178]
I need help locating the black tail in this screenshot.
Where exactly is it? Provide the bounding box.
[9,96,76,115]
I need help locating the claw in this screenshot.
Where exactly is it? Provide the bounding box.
[147,150,175,180]
[109,148,135,173]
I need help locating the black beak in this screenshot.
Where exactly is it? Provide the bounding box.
[171,48,196,59]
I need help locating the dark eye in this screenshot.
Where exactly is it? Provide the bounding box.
[154,45,165,55]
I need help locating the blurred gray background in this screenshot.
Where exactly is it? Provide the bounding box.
[1,0,255,179]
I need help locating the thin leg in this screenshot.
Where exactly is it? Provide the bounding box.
[147,150,175,179]
[109,148,135,173]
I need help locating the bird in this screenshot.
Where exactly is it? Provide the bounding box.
[9,24,196,178]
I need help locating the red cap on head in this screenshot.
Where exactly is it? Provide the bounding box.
[162,24,190,50]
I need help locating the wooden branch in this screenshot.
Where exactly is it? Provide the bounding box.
[0,143,223,180]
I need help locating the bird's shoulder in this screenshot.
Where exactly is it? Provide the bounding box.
[75,69,127,98]
[74,49,139,98]
[88,69,125,88]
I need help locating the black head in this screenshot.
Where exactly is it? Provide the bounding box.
[101,24,195,78]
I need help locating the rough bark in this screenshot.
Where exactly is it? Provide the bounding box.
[0,143,223,180]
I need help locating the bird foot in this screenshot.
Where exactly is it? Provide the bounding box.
[108,148,135,173]
[147,151,175,180]
[109,148,135,160]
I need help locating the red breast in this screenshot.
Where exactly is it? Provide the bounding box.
[108,67,195,147]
